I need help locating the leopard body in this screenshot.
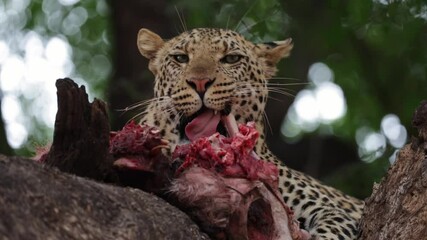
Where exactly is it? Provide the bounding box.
[136,27,364,239]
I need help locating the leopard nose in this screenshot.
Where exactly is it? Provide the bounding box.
[186,77,215,94]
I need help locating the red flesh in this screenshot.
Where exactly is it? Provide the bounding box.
[173,121,279,189]
[109,121,168,171]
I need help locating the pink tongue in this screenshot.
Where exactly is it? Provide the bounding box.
[185,110,221,141]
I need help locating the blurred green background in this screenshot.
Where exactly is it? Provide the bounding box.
[0,0,426,199]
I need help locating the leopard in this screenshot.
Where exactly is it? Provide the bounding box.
[136,27,365,240]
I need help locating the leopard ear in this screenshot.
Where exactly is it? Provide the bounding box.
[256,38,293,78]
[137,28,165,59]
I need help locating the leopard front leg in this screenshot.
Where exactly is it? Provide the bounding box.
[306,208,359,239]
[277,164,364,240]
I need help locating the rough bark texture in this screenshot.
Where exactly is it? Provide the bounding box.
[45,78,114,181]
[0,155,208,240]
[359,101,427,239]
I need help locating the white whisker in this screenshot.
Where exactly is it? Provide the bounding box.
[267,82,308,86]
[234,0,260,31]
[175,6,188,32]
[270,77,302,81]
[238,9,280,35]
[263,111,273,135]
[128,111,147,123]
[225,15,231,30]
[267,95,285,102]
[268,88,296,97]
[176,111,185,123]
[123,96,173,122]
[118,97,170,113]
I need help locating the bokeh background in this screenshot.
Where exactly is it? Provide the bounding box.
[0,0,426,198]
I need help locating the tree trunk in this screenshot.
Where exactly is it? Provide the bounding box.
[359,101,427,239]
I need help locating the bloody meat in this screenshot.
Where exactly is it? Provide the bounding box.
[173,122,279,189]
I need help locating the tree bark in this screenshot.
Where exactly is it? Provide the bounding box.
[45,79,114,181]
[0,155,208,240]
[359,101,427,239]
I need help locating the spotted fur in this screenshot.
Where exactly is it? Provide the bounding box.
[137,28,364,239]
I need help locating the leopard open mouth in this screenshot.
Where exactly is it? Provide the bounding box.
[178,104,232,141]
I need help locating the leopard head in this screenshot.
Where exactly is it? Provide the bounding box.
[137,28,292,142]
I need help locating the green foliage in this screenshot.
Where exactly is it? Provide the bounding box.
[25,0,112,98]
[170,0,290,41]
[336,0,427,135]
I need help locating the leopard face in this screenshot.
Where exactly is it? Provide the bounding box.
[137,28,292,147]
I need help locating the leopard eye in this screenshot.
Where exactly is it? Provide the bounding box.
[172,54,189,63]
[221,54,242,64]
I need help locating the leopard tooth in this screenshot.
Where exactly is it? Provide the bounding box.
[214,110,218,115]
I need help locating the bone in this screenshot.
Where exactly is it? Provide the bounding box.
[221,113,239,137]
